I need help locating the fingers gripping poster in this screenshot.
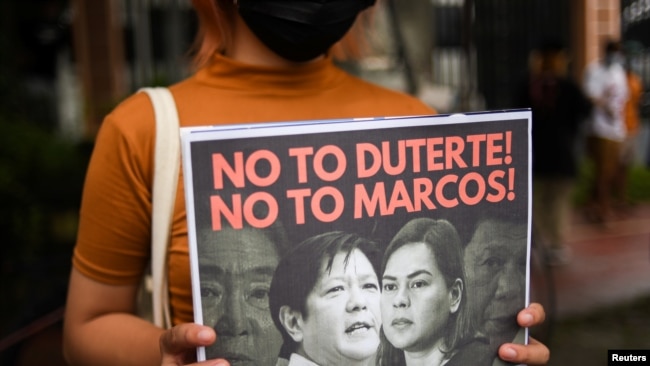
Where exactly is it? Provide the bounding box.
[181,110,532,366]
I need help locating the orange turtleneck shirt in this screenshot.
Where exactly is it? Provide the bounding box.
[72,54,435,325]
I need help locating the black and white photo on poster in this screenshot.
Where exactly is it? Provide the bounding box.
[181,110,532,366]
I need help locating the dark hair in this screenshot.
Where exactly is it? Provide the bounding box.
[605,39,622,54]
[377,218,472,366]
[458,205,527,249]
[269,231,382,356]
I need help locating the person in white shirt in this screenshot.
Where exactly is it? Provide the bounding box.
[583,40,629,223]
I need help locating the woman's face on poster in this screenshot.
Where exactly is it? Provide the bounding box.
[299,249,381,365]
[199,226,282,366]
[381,242,459,353]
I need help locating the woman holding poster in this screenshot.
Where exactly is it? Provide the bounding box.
[62,0,549,364]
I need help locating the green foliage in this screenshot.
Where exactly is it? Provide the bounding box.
[0,3,93,341]
[0,114,91,338]
[572,161,593,205]
[573,160,650,205]
[627,165,650,202]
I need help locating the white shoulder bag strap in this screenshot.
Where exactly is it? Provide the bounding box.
[140,87,179,329]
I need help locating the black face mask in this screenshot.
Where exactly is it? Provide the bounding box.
[237,0,376,62]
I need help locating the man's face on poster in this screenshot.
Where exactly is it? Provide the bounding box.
[463,219,526,342]
[297,249,381,365]
[199,227,282,366]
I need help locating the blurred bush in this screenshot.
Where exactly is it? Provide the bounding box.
[573,159,650,205]
[0,83,91,344]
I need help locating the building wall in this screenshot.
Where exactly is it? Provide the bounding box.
[573,0,621,81]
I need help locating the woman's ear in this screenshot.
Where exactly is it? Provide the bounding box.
[279,305,304,343]
[449,278,463,314]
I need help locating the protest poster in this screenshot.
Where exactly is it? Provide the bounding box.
[181,110,532,366]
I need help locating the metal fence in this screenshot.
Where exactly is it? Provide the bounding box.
[121,0,196,89]
[471,0,571,110]
[118,0,574,113]
[364,0,572,112]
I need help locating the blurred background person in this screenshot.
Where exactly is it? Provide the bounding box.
[582,39,629,225]
[514,39,592,265]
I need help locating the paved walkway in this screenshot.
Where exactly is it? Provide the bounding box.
[550,203,650,318]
